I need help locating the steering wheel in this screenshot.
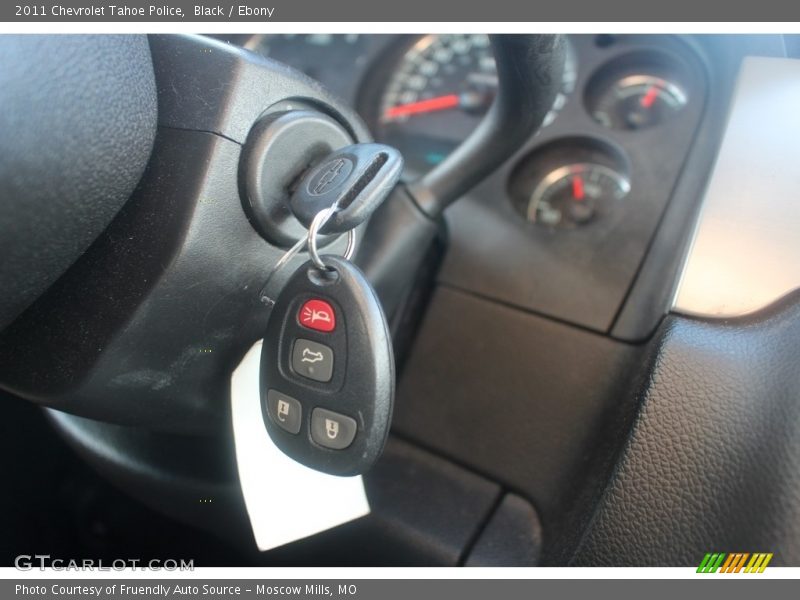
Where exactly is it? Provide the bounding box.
[0,33,564,431]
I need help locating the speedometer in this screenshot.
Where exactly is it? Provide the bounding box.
[361,34,577,176]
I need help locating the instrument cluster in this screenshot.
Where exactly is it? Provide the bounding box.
[243,34,702,231]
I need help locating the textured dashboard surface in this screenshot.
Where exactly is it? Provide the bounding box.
[393,285,643,558]
[572,295,800,566]
[0,35,157,331]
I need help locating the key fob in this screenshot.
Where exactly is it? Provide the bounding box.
[260,255,394,476]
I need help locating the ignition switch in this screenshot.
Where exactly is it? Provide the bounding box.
[240,108,353,247]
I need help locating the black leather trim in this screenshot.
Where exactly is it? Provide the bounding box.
[571,294,800,566]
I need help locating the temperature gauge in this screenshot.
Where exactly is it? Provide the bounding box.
[508,138,631,230]
[528,163,630,228]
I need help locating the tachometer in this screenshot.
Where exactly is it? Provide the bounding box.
[246,34,375,104]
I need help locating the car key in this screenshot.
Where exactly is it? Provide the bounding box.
[290,142,403,235]
[257,142,403,308]
[258,141,401,476]
[260,253,394,476]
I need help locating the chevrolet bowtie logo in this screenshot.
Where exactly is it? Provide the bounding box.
[697,552,773,573]
[312,158,349,195]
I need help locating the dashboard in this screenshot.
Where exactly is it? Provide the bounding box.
[229,33,709,339]
[5,33,798,568]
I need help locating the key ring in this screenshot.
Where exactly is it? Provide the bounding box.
[307,207,356,271]
[259,206,356,306]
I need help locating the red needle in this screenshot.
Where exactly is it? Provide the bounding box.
[384,94,461,119]
[572,175,585,201]
[640,85,659,108]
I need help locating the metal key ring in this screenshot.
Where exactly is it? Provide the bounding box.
[259,207,356,306]
[307,207,356,271]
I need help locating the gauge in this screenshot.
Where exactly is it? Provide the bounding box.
[508,138,630,229]
[246,34,378,104]
[586,55,689,131]
[527,163,630,228]
[361,35,578,176]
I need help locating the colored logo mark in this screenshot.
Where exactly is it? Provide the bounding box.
[697,553,773,573]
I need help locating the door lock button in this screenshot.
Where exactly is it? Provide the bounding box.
[266,390,302,434]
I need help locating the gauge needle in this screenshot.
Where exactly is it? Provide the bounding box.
[572,175,585,201]
[384,94,461,119]
[640,85,660,108]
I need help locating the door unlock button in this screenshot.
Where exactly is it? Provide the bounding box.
[311,408,357,450]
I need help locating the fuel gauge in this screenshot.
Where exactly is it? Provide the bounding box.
[586,54,689,131]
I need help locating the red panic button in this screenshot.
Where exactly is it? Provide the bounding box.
[298,299,336,332]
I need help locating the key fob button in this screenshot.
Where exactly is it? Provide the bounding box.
[298,298,336,332]
[266,390,302,435]
[311,408,357,450]
[292,339,334,382]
